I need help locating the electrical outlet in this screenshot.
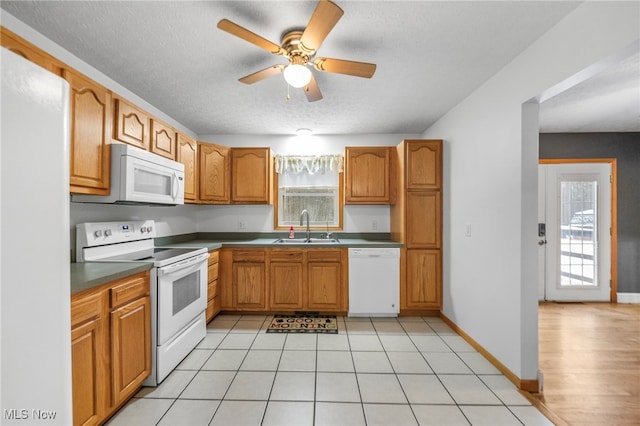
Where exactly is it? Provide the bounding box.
[238,221,247,230]
[371,219,378,231]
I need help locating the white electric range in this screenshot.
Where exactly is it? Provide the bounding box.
[76,220,209,386]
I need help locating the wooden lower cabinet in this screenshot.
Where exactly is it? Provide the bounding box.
[110,296,150,404]
[71,292,107,426]
[71,271,150,426]
[233,249,267,311]
[206,250,221,321]
[403,249,441,309]
[307,250,345,312]
[270,250,305,310]
[219,248,347,313]
[307,263,341,310]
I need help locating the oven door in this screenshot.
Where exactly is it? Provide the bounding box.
[156,252,208,345]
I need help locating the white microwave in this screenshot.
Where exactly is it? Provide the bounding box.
[72,143,184,206]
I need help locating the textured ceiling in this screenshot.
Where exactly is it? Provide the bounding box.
[2,1,637,136]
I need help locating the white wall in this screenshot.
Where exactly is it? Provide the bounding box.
[424,1,639,380]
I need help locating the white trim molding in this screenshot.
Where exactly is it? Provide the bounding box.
[617,293,640,304]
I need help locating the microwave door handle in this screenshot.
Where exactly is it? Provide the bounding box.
[172,172,178,200]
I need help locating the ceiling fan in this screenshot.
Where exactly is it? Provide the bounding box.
[217,0,376,102]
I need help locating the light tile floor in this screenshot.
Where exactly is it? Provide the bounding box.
[107,315,552,426]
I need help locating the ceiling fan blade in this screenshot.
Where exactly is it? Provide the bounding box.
[217,19,285,55]
[239,65,285,84]
[303,73,323,102]
[299,0,344,52]
[312,57,376,78]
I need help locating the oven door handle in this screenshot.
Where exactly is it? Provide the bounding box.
[158,252,209,275]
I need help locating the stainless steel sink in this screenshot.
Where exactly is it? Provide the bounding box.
[273,238,341,244]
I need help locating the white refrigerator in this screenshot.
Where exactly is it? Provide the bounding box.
[1,48,72,424]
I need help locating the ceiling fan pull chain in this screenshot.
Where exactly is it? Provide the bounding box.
[286,83,291,101]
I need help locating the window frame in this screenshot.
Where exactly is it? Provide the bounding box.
[273,163,344,231]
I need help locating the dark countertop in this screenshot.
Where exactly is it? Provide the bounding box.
[158,233,404,250]
[70,262,153,295]
[71,233,403,295]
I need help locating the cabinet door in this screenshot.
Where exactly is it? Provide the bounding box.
[71,317,104,426]
[199,143,230,203]
[64,69,112,195]
[405,249,441,309]
[110,296,151,405]
[234,262,267,310]
[177,133,198,202]
[231,148,271,203]
[406,191,442,248]
[150,119,176,160]
[270,262,305,310]
[307,262,342,311]
[406,140,442,190]
[113,97,150,150]
[345,147,394,204]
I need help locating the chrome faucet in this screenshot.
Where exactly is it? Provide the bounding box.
[300,209,311,242]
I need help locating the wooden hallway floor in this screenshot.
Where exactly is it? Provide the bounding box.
[533,302,640,425]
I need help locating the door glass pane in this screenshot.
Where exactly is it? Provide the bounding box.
[559,180,597,287]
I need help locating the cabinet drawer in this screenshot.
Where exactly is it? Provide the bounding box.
[207,279,219,299]
[233,250,265,262]
[110,272,149,309]
[208,263,219,282]
[208,250,219,265]
[71,290,105,328]
[308,250,341,263]
[270,250,304,262]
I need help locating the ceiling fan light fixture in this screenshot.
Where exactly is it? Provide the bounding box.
[284,64,312,88]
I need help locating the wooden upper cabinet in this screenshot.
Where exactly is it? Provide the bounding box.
[406,140,442,190]
[113,97,150,150]
[199,142,230,203]
[177,133,198,202]
[150,119,176,160]
[231,148,272,204]
[64,68,112,195]
[345,146,395,204]
[405,191,442,249]
[1,27,61,74]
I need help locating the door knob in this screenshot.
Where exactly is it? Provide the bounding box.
[538,239,547,245]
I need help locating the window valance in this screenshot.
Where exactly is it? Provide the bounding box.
[274,154,343,175]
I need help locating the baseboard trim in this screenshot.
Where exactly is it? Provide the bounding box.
[617,293,640,303]
[439,313,538,392]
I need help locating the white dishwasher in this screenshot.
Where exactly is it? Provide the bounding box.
[348,248,400,317]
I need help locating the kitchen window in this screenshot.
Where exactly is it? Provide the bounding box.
[274,155,343,230]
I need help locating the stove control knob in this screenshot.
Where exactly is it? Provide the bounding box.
[94,230,103,238]
[141,227,146,234]
[146,226,153,233]
[104,229,112,237]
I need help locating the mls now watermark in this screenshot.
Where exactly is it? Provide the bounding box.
[4,409,57,421]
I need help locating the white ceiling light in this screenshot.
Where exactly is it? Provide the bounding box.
[284,64,312,88]
[296,128,312,136]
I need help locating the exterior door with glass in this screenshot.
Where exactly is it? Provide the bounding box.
[538,162,611,301]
